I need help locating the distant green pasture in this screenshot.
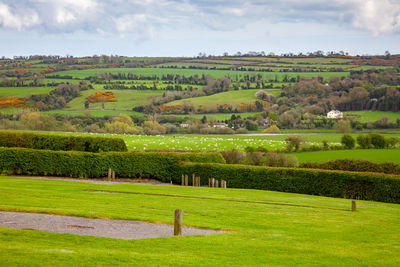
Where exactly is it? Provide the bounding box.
[65,89,163,110]
[165,89,281,108]
[344,111,400,123]
[54,68,350,81]
[0,87,54,98]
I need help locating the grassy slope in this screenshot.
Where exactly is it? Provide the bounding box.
[165,89,280,108]
[0,87,54,98]
[293,149,400,164]
[344,111,400,123]
[0,176,399,266]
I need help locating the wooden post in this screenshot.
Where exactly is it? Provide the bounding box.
[174,209,182,236]
[211,178,215,188]
[112,171,115,181]
[197,177,200,187]
[192,174,195,186]
[185,175,188,186]
[352,200,357,212]
[216,180,219,188]
[208,178,211,187]
[108,168,112,181]
[181,174,184,186]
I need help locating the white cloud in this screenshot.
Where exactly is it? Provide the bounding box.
[0,3,40,30]
[349,0,400,36]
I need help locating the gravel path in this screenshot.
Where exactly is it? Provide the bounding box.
[0,211,225,240]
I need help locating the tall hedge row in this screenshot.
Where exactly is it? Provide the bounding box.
[300,159,400,175]
[180,162,400,204]
[0,147,225,181]
[0,131,127,152]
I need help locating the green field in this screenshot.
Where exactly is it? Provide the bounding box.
[54,67,350,81]
[65,89,163,111]
[0,87,54,98]
[0,176,399,266]
[345,111,400,123]
[165,89,281,109]
[293,149,400,164]
[174,112,264,120]
[44,109,146,118]
[3,130,400,152]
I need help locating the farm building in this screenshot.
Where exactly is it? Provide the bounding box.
[213,122,228,128]
[327,110,344,119]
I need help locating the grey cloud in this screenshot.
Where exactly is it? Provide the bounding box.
[0,0,398,40]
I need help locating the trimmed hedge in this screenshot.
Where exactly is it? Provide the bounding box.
[179,162,400,204]
[0,147,225,181]
[0,131,127,152]
[300,159,400,175]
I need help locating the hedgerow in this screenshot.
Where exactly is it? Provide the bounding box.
[300,159,400,175]
[0,147,224,181]
[179,162,400,203]
[0,131,127,152]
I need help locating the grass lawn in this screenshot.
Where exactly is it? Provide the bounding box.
[293,149,400,164]
[344,111,400,123]
[0,87,54,98]
[0,176,399,266]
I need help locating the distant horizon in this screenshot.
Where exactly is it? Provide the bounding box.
[3,51,400,59]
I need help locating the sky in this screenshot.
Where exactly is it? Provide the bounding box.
[0,0,399,57]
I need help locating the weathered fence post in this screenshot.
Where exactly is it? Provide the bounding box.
[174,209,182,236]
[211,178,215,187]
[197,177,200,186]
[108,168,112,181]
[181,174,184,186]
[112,171,115,181]
[185,175,188,186]
[352,200,357,212]
[192,174,195,186]
[216,180,219,188]
[208,178,211,187]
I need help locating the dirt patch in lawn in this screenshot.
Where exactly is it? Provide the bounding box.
[0,211,226,240]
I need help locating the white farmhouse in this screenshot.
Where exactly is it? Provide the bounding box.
[327,110,343,119]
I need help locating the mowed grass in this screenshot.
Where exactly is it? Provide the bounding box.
[0,176,399,266]
[165,89,281,108]
[54,67,350,81]
[65,89,163,110]
[0,87,54,98]
[293,149,400,164]
[344,111,400,123]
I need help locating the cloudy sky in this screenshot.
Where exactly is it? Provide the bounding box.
[0,0,399,57]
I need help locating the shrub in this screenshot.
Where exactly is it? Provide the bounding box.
[0,147,225,182]
[180,162,400,203]
[285,136,303,152]
[236,128,248,134]
[0,131,127,152]
[341,134,355,149]
[300,159,400,175]
[263,125,280,133]
[370,134,386,148]
[357,135,372,149]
